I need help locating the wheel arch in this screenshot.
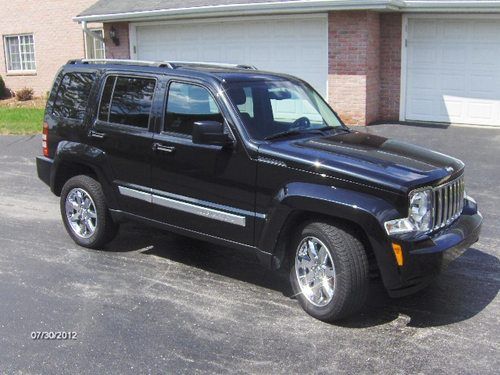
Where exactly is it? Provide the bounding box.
[257,183,400,278]
[50,141,118,208]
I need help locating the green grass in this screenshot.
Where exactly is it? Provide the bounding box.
[0,107,44,135]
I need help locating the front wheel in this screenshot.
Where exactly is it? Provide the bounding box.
[60,175,118,249]
[289,221,369,322]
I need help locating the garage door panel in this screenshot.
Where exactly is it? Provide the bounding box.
[411,20,438,39]
[410,44,438,64]
[440,73,465,92]
[441,46,467,65]
[441,21,470,41]
[136,16,327,96]
[473,21,500,41]
[405,18,500,126]
[441,97,464,118]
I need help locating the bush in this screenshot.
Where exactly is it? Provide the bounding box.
[15,87,34,101]
[0,75,5,98]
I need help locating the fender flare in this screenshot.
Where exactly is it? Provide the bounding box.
[50,141,118,208]
[257,182,401,280]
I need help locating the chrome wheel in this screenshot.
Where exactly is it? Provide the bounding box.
[295,236,336,307]
[65,188,97,239]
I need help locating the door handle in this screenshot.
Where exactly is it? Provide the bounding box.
[89,130,106,139]
[153,143,175,153]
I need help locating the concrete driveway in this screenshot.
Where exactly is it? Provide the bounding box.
[0,124,499,374]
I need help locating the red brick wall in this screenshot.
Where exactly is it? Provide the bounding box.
[328,11,381,126]
[379,13,402,121]
[0,0,100,96]
[103,23,130,59]
[366,13,380,125]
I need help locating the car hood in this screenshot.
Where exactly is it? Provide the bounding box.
[258,130,464,193]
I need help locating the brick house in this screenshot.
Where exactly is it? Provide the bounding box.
[0,0,103,96]
[74,0,500,127]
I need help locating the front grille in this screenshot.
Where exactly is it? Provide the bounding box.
[432,175,465,231]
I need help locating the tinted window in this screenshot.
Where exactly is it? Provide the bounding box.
[98,76,115,122]
[52,72,95,120]
[225,81,342,140]
[165,82,223,136]
[98,76,155,128]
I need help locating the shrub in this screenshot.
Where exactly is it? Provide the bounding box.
[15,87,34,101]
[0,75,5,98]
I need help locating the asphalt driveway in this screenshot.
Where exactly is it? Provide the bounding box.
[0,124,499,374]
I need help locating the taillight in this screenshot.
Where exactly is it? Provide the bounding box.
[42,122,49,157]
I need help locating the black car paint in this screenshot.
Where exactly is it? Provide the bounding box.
[36,62,482,297]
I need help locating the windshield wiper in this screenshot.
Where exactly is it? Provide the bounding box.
[314,126,351,133]
[264,129,324,141]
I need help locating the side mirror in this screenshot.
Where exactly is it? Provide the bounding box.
[192,121,233,147]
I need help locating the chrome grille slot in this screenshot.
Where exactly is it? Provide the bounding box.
[432,175,465,231]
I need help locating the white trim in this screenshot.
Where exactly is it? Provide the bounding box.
[3,33,37,74]
[130,12,327,28]
[399,12,500,122]
[74,0,500,23]
[128,23,137,59]
[74,0,402,22]
[403,12,500,20]
[404,1,500,12]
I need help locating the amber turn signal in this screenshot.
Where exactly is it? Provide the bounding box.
[392,243,404,266]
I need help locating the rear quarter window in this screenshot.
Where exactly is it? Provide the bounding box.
[98,76,156,128]
[52,72,95,120]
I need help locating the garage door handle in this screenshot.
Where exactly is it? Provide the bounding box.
[153,143,175,153]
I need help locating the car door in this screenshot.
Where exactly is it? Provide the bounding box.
[88,73,159,218]
[150,79,257,245]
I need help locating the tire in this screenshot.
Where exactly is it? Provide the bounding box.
[60,175,119,249]
[289,221,369,322]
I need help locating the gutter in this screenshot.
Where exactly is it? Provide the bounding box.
[404,1,500,12]
[73,0,500,23]
[73,0,404,23]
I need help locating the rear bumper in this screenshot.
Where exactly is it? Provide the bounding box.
[382,198,482,297]
[36,156,53,187]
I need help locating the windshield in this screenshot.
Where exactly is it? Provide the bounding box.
[224,80,344,140]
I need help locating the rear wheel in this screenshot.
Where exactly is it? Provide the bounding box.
[289,221,369,322]
[60,175,118,248]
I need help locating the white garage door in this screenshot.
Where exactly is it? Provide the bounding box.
[133,16,328,96]
[405,18,500,126]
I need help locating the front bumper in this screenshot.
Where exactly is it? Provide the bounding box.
[383,198,482,297]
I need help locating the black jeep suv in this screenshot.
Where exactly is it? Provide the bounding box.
[36,59,482,322]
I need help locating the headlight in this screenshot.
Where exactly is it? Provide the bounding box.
[385,189,433,235]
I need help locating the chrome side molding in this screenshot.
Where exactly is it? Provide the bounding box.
[119,185,247,226]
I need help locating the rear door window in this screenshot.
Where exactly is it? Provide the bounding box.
[98,76,156,128]
[52,72,95,120]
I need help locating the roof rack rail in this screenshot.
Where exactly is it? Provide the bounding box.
[68,59,174,68]
[168,61,257,70]
[67,59,257,71]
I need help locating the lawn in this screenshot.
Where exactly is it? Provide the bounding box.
[0,107,45,134]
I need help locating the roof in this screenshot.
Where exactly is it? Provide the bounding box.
[65,59,297,84]
[75,0,500,22]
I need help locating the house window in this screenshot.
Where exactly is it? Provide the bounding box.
[85,29,105,59]
[3,34,36,72]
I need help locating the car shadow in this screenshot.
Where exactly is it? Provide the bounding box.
[106,223,498,329]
